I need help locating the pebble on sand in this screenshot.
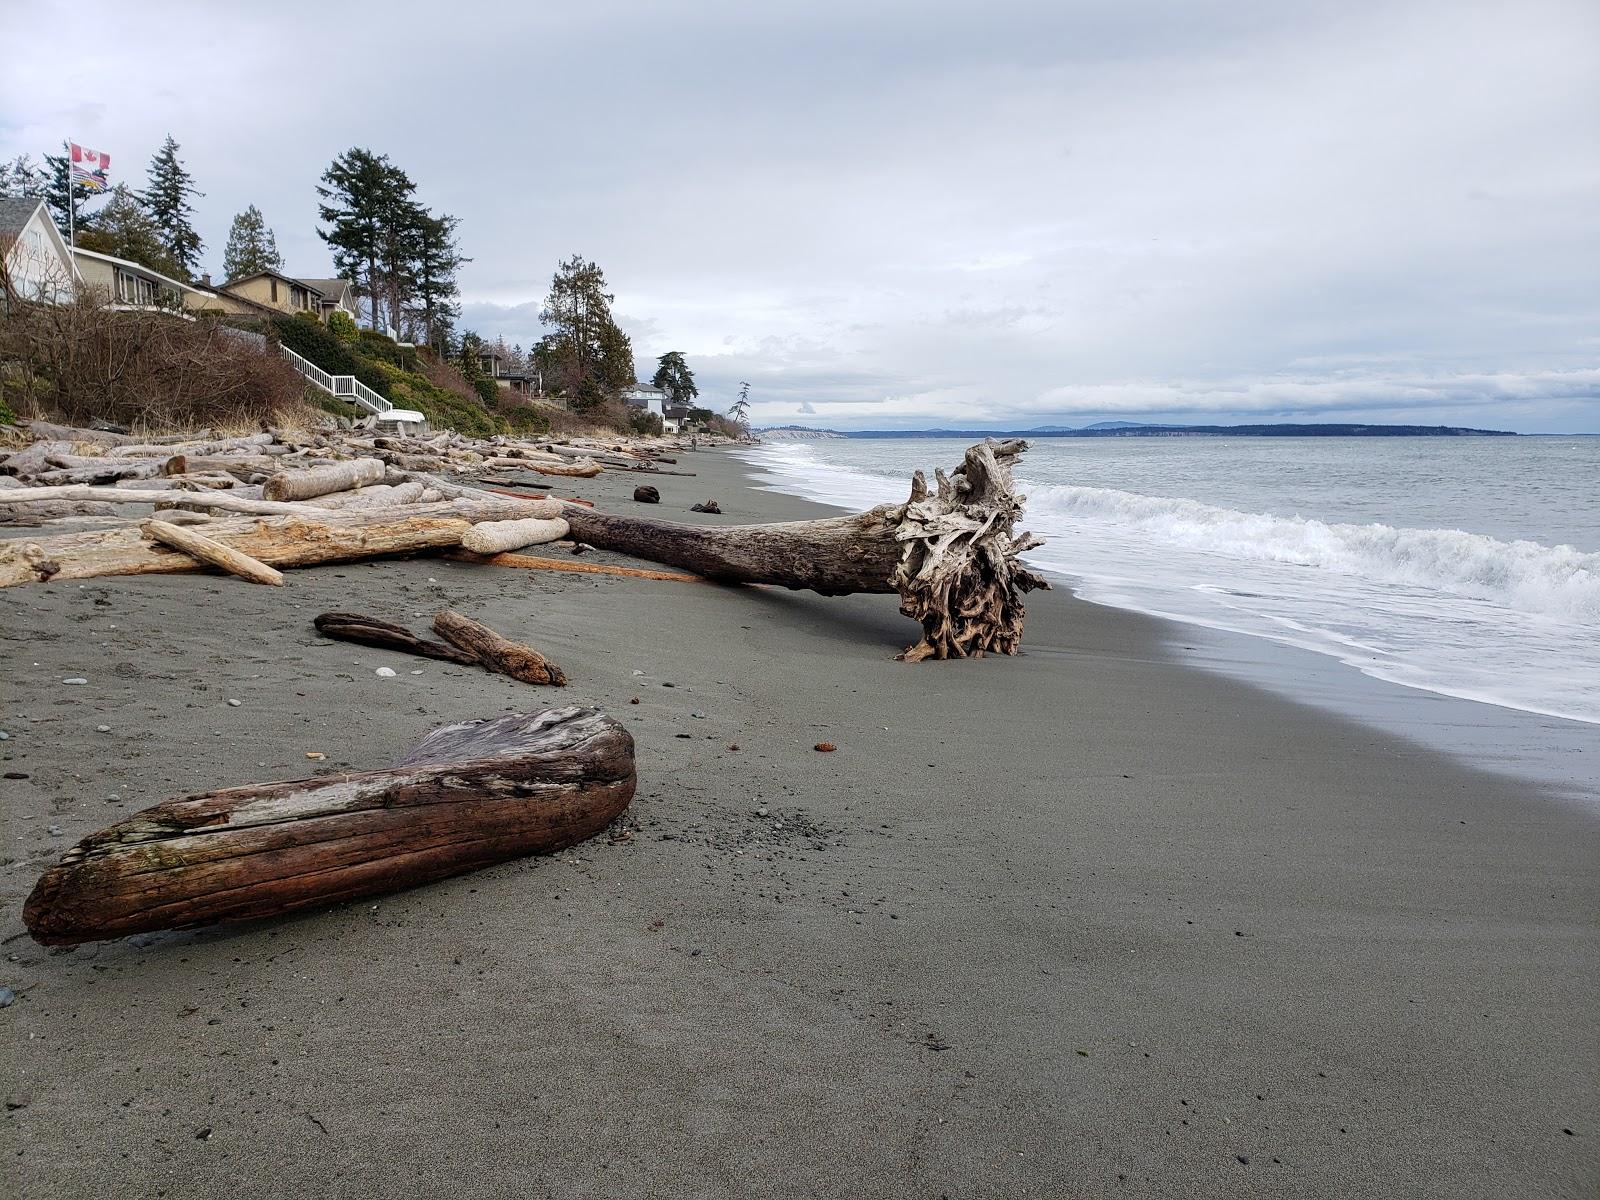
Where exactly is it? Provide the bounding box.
[375,667,397,678]
[62,678,88,685]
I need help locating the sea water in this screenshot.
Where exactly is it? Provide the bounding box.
[736,436,1600,727]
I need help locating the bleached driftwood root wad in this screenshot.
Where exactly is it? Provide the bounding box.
[23,708,636,946]
[560,438,1050,661]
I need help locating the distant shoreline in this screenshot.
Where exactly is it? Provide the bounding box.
[762,422,1519,439]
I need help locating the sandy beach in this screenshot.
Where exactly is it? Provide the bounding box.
[3,445,1596,1199]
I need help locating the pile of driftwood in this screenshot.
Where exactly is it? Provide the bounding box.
[0,420,703,587]
[1,420,1047,661]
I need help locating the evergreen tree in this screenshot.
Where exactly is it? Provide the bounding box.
[538,254,633,405]
[407,209,466,353]
[651,351,699,405]
[143,135,204,280]
[41,143,99,234]
[0,155,49,200]
[729,381,751,428]
[73,184,179,278]
[318,148,408,331]
[222,204,283,279]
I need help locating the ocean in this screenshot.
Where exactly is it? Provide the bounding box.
[736,436,1600,728]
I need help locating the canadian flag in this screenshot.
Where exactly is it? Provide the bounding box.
[69,141,111,191]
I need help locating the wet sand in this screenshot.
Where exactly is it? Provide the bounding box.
[3,447,1596,1198]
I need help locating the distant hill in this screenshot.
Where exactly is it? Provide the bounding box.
[835,422,1516,439]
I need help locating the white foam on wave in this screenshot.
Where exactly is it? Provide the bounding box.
[734,441,1600,726]
[1024,484,1600,626]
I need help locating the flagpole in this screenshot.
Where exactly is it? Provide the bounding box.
[64,151,74,248]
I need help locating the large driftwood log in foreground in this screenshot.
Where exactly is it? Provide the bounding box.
[0,497,553,587]
[262,457,385,501]
[562,438,1050,660]
[23,708,635,945]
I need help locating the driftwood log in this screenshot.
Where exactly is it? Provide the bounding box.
[314,612,480,665]
[23,708,635,945]
[0,497,557,587]
[561,438,1049,660]
[433,610,567,685]
[141,519,285,586]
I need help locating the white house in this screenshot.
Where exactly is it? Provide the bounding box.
[621,382,666,419]
[0,197,80,305]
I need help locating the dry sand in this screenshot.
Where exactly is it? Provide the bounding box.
[2,447,1596,1199]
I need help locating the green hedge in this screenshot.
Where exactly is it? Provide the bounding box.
[270,315,392,399]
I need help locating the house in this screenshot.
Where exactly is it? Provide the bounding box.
[662,402,695,434]
[218,269,324,317]
[295,277,360,323]
[0,197,79,306]
[72,246,191,312]
[476,349,545,401]
[621,382,666,419]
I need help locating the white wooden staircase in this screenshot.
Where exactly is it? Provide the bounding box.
[277,345,426,431]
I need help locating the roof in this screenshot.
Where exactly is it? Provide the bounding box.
[0,196,43,238]
[296,277,353,301]
[72,246,193,291]
[221,269,324,296]
[625,383,666,395]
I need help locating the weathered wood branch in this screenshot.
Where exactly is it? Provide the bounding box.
[313,612,480,665]
[23,708,635,945]
[433,610,568,685]
[560,438,1049,659]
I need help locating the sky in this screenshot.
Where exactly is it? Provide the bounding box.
[4,0,1597,432]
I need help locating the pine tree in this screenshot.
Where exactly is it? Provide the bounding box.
[41,144,99,233]
[0,155,49,200]
[222,204,283,280]
[729,381,752,428]
[539,254,633,404]
[144,135,204,280]
[73,184,179,278]
[651,351,699,405]
[407,209,467,352]
[319,148,406,331]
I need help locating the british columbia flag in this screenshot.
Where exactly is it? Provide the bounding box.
[69,142,110,192]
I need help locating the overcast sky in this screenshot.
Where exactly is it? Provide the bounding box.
[5,0,1596,431]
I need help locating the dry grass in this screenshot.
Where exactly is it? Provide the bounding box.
[0,298,306,433]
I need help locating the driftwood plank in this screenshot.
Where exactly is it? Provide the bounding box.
[23,708,635,945]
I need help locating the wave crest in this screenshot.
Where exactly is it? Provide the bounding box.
[1024,484,1599,625]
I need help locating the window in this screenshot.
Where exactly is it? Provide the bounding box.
[270,278,278,303]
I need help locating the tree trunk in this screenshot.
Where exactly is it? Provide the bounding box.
[262,458,385,501]
[0,497,549,587]
[314,611,481,665]
[561,438,1050,660]
[23,708,635,945]
[460,516,570,554]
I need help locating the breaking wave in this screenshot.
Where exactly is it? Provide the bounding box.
[1024,484,1600,627]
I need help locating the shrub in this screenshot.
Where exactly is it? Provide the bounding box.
[0,301,305,431]
[496,403,550,437]
[327,310,358,343]
[627,408,664,436]
[472,377,499,406]
[269,314,392,399]
[0,394,15,426]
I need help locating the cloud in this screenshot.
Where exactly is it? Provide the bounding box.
[4,0,1595,431]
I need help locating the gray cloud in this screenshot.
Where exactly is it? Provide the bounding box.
[5,0,1595,431]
